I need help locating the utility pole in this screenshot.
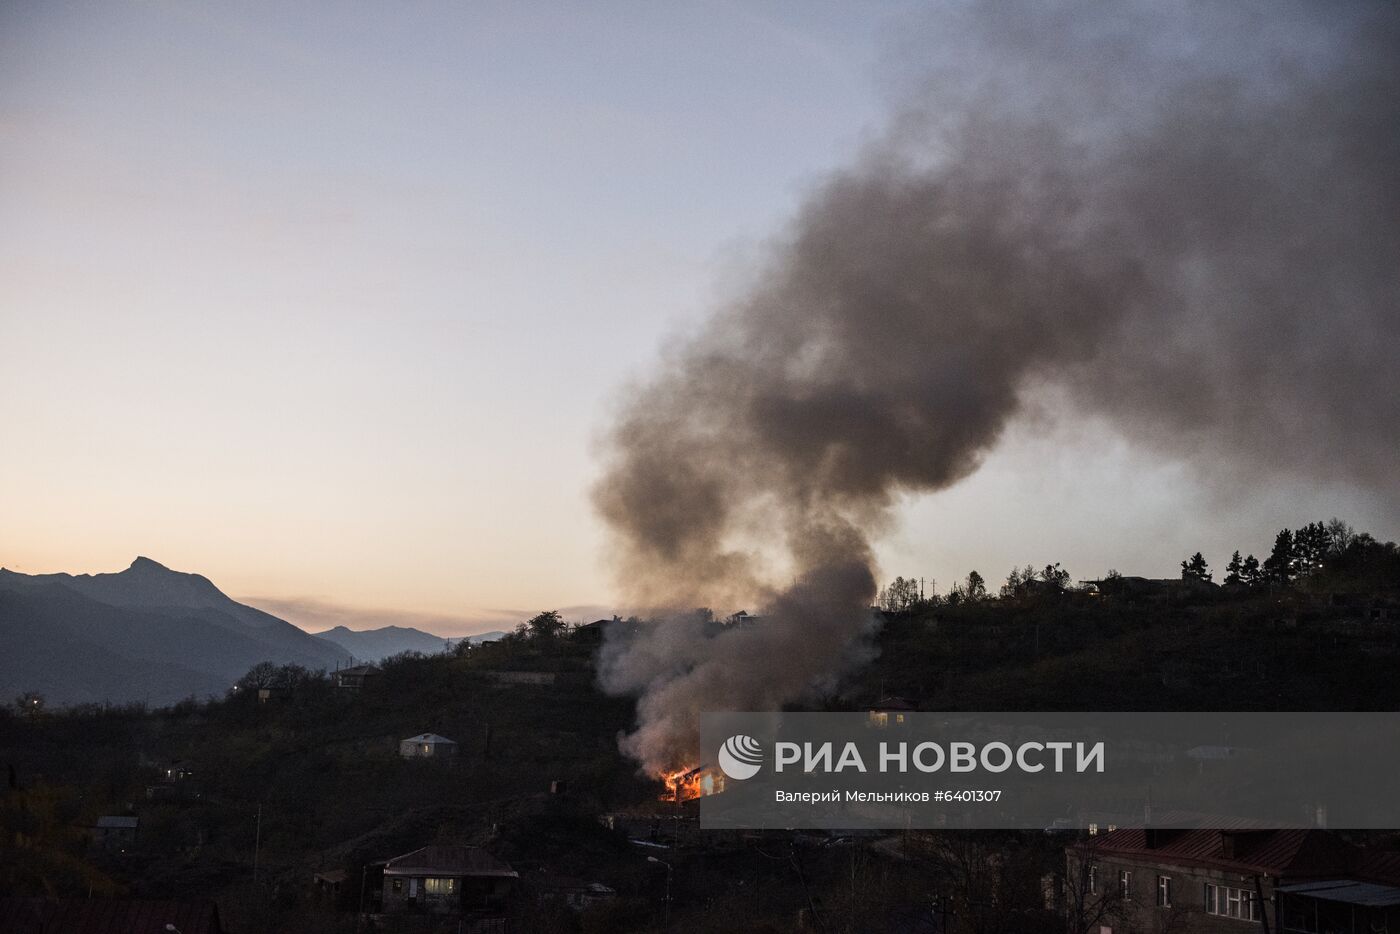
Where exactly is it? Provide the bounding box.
[931,893,953,932]
[356,863,368,933]
[648,856,672,926]
[253,803,262,885]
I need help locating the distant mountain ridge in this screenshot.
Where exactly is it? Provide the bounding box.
[313,625,507,662]
[315,624,454,662]
[0,558,352,707]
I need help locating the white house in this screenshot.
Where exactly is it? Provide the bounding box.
[399,733,458,759]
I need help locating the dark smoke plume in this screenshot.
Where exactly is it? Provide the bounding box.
[594,1,1400,774]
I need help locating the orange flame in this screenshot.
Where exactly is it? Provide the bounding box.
[658,765,725,802]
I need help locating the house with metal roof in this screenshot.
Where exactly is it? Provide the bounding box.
[91,815,138,853]
[398,732,458,759]
[370,845,517,917]
[1277,878,1400,933]
[334,663,380,690]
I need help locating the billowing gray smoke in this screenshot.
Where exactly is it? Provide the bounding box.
[594,1,1400,774]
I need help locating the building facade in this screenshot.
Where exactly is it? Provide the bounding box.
[1066,829,1400,934]
[398,733,458,759]
[372,845,517,918]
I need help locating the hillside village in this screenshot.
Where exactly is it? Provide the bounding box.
[2,523,1399,933]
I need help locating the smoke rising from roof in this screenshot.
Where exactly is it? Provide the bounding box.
[593,1,1400,773]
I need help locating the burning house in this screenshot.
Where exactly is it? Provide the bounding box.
[660,764,725,804]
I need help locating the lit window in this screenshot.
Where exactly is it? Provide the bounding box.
[424,877,457,895]
[1088,823,1098,836]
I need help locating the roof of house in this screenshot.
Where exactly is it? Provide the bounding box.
[1071,829,1374,881]
[338,664,380,676]
[95,816,139,829]
[374,845,518,879]
[314,869,348,884]
[0,897,221,934]
[539,876,617,894]
[870,696,916,711]
[1278,879,1400,907]
[402,733,456,744]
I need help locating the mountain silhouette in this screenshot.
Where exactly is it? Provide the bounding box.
[316,624,453,661]
[0,558,352,706]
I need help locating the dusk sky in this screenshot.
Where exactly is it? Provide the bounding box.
[2,2,1391,635]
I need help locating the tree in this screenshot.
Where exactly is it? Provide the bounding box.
[1262,529,1297,584]
[878,576,922,613]
[1041,563,1071,589]
[1240,553,1261,587]
[1180,552,1212,583]
[235,662,280,692]
[1000,565,1038,598]
[235,662,313,694]
[965,570,986,601]
[526,610,566,639]
[1325,517,1356,555]
[0,782,118,897]
[1224,550,1243,585]
[273,663,313,688]
[1294,521,1332,577]
[15,692,44,716]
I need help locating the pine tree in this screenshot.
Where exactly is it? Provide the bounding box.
[1241,554,1261,586]
[1262,529,1297,584]
[1224,550,1243,586]
[1294,521,1331,577]
[1181,552,1212,583]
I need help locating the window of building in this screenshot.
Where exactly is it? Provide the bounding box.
[1088,823,1099,836]
[1156,875,1172,907]
[1119,870,1133,900]
[1088,865,1098,894]
[424,877,457,896]
[391,878,403,894]
[1205,883,1258,921]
